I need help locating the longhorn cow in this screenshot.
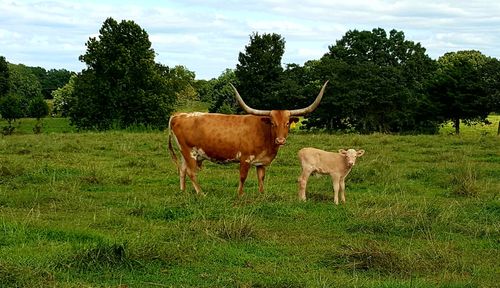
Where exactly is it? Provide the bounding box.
[168,81,328,196]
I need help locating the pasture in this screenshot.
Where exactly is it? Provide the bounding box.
[0,117,499,287]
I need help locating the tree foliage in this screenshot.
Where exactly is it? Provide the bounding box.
[52,74,76,117]
[0,93,23,134]
[235,32,285,110]
[428,50,496,134]
[482,57,500,114]
[7,63,43,116]
[205,69,239,114]
[0,56,9,96]
[28,96,49,133]
[304,28,438,133]
[42,69,73,99]
[69,17,176,130]
[165,65,197,105]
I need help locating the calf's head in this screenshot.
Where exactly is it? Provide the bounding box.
[339,149,365,167]
[231,81,328,146]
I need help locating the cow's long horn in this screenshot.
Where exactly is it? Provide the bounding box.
[230,84,271,116]
[289,80,329,116]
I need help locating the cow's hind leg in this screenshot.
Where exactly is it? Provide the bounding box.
[180,150,203,195]
[179,158,187,192]
[238,161,251,196]
[256,166,266,193]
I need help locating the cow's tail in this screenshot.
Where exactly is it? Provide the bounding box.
[167,115,180,171]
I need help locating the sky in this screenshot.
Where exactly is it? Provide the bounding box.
[1,0,499,80]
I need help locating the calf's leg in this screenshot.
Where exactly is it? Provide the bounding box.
[331,174,341,205]
[298,169,311,201]
[340,177,346,203]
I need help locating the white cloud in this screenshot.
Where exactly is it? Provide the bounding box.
[0,0,499,79]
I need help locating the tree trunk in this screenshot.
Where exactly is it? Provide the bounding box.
[454,118,460,135]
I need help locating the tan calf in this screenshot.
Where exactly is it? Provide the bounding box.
[297,148,365,204]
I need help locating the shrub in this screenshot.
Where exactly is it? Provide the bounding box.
[27,96,49,133]
[0,93,23,135]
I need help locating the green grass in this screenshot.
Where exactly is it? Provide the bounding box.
[0,117,499,287]
[438,114,500,136]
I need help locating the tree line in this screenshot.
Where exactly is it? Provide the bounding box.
[1,17,499,135]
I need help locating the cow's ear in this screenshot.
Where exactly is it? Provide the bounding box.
[289,117,299,124]
[357,150,365,157]
[339,149,347,156]
[261,117,272,125]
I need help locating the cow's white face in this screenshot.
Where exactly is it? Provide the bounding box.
[263,110,299,145]
[339,149,365,167]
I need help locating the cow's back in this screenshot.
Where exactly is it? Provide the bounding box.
[170,113,271,162]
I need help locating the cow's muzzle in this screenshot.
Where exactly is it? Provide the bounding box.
[275,138,286,145]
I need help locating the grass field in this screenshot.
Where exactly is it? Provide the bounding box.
[0,116,499,287]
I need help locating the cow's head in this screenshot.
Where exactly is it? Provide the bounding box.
[231,81,328,146]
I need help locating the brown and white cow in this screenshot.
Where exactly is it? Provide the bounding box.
[168,81,328,196]
[297,148,365,204]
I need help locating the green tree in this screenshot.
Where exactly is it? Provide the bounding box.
[27,66,48,97]
[305,28,438,133]
[479,57,500,114]
[70,17,176,130]
[166,65,197,105]
[207,69,239,114]
[275,62,322,111]
[0,93,23,135]
[429,50,495,134]
[43,69,73,99]
[8,63,43,116]
[235,32,285,110]
[0,56,9,96]
[52,74,76,116]
[27,96,49,133]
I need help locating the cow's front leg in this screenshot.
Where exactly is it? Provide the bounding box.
[238,161,251,196]
[256,166,266,193]
[331,174,341,205]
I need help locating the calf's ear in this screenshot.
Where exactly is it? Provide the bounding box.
[339,149,347,155]
[357,150,365,157]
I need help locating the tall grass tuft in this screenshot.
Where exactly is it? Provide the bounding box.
[323,240,408,276]
[79,165,103,185]
[61,241,132,271]
[215,213,256,241]
[450,162,479,197]
[0,261,54,287]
